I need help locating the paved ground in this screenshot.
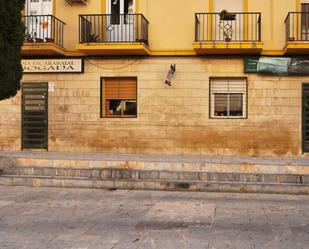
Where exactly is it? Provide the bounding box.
[2,151,309,165]
[0,186,308,249]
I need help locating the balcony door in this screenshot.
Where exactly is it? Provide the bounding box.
[26,0,52,15]
[214,0,244,41]
[301,4,309,40]
[106,0,135,42]
[25,0,53,42]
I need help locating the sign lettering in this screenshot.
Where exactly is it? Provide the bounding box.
[22,59,83,73]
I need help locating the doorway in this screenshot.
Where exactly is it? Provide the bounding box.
[26,0,52,15]
[214,0,244,41]
[21,83,48,150]
[301,4,309,40]
[106,0,135,42]
[25,0,53,42]
[302,83,309,153]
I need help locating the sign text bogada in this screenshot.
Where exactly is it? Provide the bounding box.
[22,59,83,73]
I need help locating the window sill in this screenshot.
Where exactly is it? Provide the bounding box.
[102,115,137,119]
[210,116,247,119]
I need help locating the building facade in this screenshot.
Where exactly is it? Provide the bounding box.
[1,0,309,157]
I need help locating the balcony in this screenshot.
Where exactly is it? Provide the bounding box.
[284,12,309,54]
[22,15,66,56]
[76,14,150,55]
[193,12,262,54]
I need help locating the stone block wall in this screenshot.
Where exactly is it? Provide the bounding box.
[0,57,303,156]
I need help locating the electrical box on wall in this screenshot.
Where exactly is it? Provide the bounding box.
[65,0,88,5]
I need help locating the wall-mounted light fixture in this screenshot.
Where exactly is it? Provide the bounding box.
[165,64,176,86]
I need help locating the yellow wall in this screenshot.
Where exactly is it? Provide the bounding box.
[139,0,208,51]
[34,0,301,54]
[55,0,102,51]
[249,0,295,53]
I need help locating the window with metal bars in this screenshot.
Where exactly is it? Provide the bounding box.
[101,77,137,118]
[210,78,247,118]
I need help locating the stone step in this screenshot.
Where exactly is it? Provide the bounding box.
[1,166,309,185]
[1,152,309,194]
[1,152,309,175]
[2,152,309,176]
[0,175,308,195]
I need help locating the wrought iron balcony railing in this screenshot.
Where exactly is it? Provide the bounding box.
[285,12,309,41]
[79,14,149,45]
[195,12,261,42]
[23,15,65,47]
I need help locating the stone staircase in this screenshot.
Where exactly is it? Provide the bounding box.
[0,152,309,194]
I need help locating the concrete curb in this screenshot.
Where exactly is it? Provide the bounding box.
[0,157,16,173]
[3,166,309,185]
[0,176,308,195]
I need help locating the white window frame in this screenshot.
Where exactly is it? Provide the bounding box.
[210,77,247,119]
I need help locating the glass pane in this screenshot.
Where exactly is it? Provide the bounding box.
[111,0,120,24]
[229,93,243,116]
[107,100,122,116]
[124,0,134,24]
[107,99,137,117]
[124,0,134,14]
[214,93,228,117]
[123,100,137,116]
[301,5,309,40]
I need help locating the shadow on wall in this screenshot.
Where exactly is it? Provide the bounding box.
[49,120,299,157]
[48,94,300,157]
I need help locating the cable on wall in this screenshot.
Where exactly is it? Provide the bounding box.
[85,59,140,71]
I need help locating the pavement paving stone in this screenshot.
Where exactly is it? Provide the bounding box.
[0,186,308,249]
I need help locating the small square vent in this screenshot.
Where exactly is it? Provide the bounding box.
[65,0,88,5]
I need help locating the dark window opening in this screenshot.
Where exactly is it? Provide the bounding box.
[106,99,137,116]
[101,77,137,118]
